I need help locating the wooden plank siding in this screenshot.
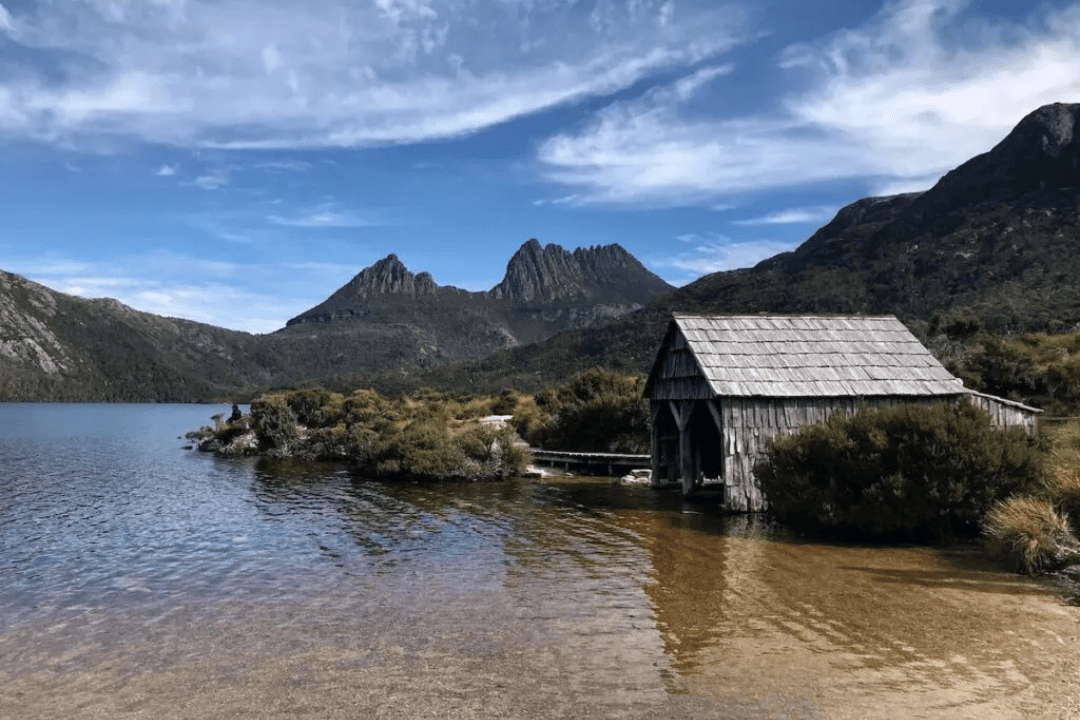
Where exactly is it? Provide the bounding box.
[644,314,1043,513]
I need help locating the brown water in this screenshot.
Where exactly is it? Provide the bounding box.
[1,404,1078,719]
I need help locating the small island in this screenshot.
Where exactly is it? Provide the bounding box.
[188,387,531,482]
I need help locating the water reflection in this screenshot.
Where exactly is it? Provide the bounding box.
[2,405,1078,719]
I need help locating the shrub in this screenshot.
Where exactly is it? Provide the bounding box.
[984,496,1080,575]
[342,388,395,425]
[250,394,302,456]
[491,389,520,416]
[368,416,465,479]
[1050,466,1080,526]
[514,367,648,453]
[285,388,339,427]
[754,401,1049,542]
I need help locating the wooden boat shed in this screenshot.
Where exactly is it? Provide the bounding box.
[643,314,1041,512]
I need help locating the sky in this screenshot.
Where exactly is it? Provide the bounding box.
[1,0,1080,334]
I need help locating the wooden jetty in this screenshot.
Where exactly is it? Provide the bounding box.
[529,450,650,476]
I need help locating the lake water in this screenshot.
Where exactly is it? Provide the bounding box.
[1,403,1078,719]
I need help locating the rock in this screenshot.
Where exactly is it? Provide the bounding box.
[490,239,672,304]
[620,468,652,485]
[919,102,1080,210]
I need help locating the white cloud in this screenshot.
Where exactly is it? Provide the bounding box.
[733,206,837,225]
[266,206,377,228]
[15,252,363,333]
[193,168,229,189]
[540,0,1080,205]
[654,233,801,281]
[253,160,312,172]
[154,163,177,176]
[0,0,747,149]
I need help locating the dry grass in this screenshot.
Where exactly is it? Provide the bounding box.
[984,496,1080,575]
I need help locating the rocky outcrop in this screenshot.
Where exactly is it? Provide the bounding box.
[287,254,442,325]
[915,102,1080,214]
[0,271,73,377]
[289,240,675,327]
[489,239,672,304]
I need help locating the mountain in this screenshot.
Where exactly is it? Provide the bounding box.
[269,240,673,386]
[0,270,284,401]
[0,240,673,401]
[288,240,670,326]
[489,239,673,304]
[426,103,1080,393]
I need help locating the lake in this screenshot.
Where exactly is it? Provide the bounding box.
[1,403,1078,719]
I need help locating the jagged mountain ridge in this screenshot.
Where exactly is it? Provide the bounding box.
[423,102,1080,394]
[273,239,674,386]
[287,239,671,325]
[490,239,672,304]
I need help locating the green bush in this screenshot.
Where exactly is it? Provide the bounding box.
[371,417,465,479]
[754,401,1049,542]
[491,389,520,416]
[250,394,302,455]
[342,389,395,425]
[948,330,1080,415]
[284,388,339,427]
[514,367,648,453]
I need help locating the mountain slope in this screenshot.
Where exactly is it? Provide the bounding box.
[0,270,284,401]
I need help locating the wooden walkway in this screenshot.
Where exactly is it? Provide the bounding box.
[529,450,650,476]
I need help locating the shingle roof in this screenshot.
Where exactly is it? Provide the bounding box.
[653,314,965,398]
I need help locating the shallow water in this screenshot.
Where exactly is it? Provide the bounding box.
[1,404,1078,719]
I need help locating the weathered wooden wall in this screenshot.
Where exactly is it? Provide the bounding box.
[965,392,1040,434]
[647,330,714,401]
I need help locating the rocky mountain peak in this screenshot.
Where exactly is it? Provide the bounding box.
[285,254,438,326]
[919,102,1080,211]
[489,239,672,303]
[354,254,437,297]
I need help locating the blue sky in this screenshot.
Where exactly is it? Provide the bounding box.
[1,0,1079,333]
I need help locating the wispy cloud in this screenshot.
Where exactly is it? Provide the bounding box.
[266,206,378,228]
[733,206,837,225]
[0,1,748,149]
[13,252,361,333]
[540,0,1080,205]
[154,163,178,176]
[654,233,801,282]
[253,160,313,173]
[193,168,229,190]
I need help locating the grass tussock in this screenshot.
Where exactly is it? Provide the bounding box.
[984,496,1080,575]
[982,418,1080,576]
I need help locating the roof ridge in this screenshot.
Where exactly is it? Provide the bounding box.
[655,313,962,398]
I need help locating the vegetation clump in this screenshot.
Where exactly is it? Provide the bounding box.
[983,420,1080,582]
[754,401,1048,543]
[983,497,1079,575]
[510,367,648,453]
[946,329,1080,415]
[190,387,530,482]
